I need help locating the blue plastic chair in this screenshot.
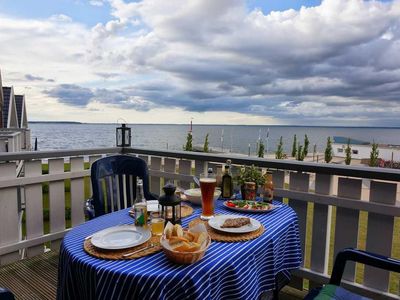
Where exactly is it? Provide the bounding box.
[85,155,157,219]
[304,248,400,299]
[0,288,15,300]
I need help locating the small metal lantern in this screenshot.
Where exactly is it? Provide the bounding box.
[158,182,181,225]
[116,123,131,147]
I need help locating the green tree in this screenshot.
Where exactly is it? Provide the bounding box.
[345,138,352,165]
[257,139,265,158]
[325,137,333,163]
[291,134,297,158]
[203,133,209,153]
[297,143,304,161]
[275,136,284,159]
[303,134,309,157]
[370,141,379,167]
[183,132,193,151]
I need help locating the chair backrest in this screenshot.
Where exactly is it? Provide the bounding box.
[0,287,15,300]
[91,155,154,217]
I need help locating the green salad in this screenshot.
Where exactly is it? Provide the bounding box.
[225,200,271,210]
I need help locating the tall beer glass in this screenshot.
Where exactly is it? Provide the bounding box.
[200,172,216,220]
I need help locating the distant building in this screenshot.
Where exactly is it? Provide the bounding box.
[2,86,19,128]
[332,136,400,162]
[0,71,3,127]
[15,95,28,128]
[0,70,31,152]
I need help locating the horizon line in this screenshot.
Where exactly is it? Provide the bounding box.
[28,121,400,129]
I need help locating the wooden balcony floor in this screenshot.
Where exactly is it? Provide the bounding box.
[0,252,305,300]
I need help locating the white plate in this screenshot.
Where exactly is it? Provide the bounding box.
[183,188,221,205]
[223,201,280,213]
[208,215,261,234]
[91,225,151,250]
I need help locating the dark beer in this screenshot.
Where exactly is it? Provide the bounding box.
[200,177,216,220]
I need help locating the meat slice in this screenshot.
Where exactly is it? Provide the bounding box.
[221,217,251,228]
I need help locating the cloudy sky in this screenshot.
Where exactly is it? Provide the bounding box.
[0,0,399,126]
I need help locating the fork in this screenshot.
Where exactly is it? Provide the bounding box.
[123,243,155,257]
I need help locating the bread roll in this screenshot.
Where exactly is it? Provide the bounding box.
[196,232,208,245]
[184,232,196,242]
[172,224,184,237]
[164,222,174,239]
[169,236,189,245]
[185,242,201,252]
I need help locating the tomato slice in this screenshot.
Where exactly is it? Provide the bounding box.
[226,201,236,207]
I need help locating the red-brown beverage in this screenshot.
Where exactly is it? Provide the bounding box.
[200,177,217,220]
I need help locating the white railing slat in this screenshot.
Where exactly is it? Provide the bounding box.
[48,158,65,251]
[194,160,204,177]
[310,173,333,275]
[150,157,162,196]
[288,172,310,289]
[24,160,44,257]
[88,155,102,196]
[178,159,192,190]
[334,177,362,282]
[70,157,85,227]
[364,181,397,291]
[0,162,20,265]
[138,155,148,164]
[164,158,176,185]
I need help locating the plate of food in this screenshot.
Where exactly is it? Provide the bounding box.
[223,200,277,213]
[208,215,261,233]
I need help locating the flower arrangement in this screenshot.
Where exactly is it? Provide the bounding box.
[236,165,265,186]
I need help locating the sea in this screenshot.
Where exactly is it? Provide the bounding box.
[29,123,400,156]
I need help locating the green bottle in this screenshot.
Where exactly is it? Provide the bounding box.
[134,178,147,227]
[221,161,233,199]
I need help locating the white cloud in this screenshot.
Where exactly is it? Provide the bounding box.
[89,0,104,6]
[1,0,400,125]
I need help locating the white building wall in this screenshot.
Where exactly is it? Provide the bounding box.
[0,140,6,152]
[333,143,400,161]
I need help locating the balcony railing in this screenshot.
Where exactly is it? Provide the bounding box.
[0,146,399,299]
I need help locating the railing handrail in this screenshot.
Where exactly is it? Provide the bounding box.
[0,146,399,181]
[123,147,400,181]
[0,147,121,161]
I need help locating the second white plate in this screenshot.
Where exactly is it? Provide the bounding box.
[91,225,151,250]
[208,215,261,234]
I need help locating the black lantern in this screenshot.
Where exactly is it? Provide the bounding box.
[158,183,181,225]
[116,123,131,147]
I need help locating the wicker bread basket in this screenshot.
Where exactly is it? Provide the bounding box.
[161,235,211,264]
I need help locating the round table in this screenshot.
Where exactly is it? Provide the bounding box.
[57,201,301,300]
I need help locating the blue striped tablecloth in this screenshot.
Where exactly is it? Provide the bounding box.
[57,201,302,300]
